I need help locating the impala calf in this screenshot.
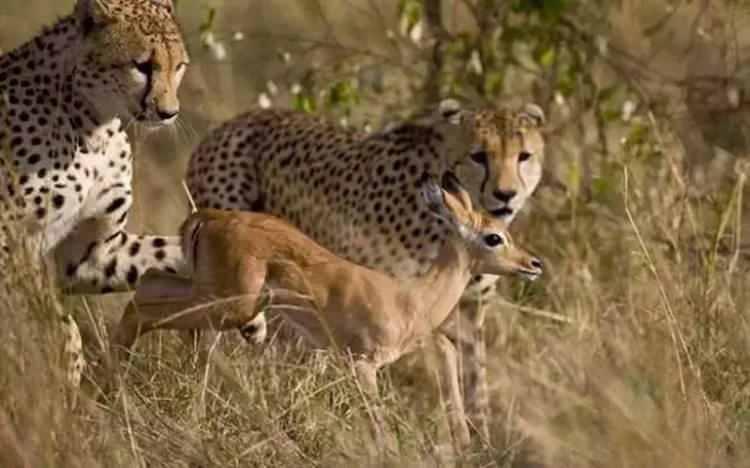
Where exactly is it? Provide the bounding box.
[114,175,542,447]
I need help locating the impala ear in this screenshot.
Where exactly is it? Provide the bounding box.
[421,176,447,219]
[441,171,473,213]
[420,173,474,236]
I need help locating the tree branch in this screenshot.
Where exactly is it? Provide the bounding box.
[421,0,446,105]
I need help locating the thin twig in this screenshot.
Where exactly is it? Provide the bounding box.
[491,298,574,325]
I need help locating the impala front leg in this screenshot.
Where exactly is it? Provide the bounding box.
[353,359,397,454]
[439,300,490,442]
[433,331,471,449]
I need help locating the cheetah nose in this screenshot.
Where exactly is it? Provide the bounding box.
[156,108,179,121]
[493,189,517,203]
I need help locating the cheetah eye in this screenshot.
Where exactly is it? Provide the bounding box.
[133,60,153,76]
[519,151,532,162]
[483,233,505,248]
[470,150,488,165]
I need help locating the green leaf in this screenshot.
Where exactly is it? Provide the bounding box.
[512,0,572,18]
[602,108,620,122]
[398,0,423,36]
[598,84,620,102]
[327,80,360,110]
[483,70,505,96]
[199,7,216,34]
[293,94,317,114]
[539,47,556,68]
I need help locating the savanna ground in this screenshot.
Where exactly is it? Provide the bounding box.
[2,0,750,466]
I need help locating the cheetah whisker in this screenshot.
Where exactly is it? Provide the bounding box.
[182,180,197,213]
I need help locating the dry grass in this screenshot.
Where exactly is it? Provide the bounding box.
[5,130,750,467]
[3,1,750,467]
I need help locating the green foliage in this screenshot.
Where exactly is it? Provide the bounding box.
[512,0,572,18]
[326,79,360,111]
[398,0,423,37]
[293,91,317,114]
[198,6,217,35]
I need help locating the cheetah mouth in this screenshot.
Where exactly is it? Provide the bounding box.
[139,119,175,129]
[490,207,514,218]
[135,112,178,129]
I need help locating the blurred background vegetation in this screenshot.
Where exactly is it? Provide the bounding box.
[2,0,750,466]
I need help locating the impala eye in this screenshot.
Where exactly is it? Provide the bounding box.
[470,150,488,165]
[483,233,505,247]
[519,151,532,162]
[133,60,153,75]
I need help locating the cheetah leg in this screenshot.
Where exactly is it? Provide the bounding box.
[462,301,489,440]
[61,314,85,408]
[54,220,187,294]
[0,227,87,397]
[457,298,490,441]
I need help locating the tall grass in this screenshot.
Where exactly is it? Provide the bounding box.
[2,117,750,467]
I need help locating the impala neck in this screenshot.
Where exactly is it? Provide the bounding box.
[411,238,474,330]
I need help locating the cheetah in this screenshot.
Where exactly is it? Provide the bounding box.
[185,102,546,443]
[0,0,189,387]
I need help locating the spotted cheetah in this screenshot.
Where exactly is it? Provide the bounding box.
[0,0,189,387]
[186,101,545,443]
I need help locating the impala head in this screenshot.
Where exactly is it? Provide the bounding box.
[74,0,188,126]
[421,173,543,281]
[421,100,546,223]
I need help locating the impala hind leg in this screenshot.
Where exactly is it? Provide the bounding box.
[439,299,490,444]
[114,259,268,358]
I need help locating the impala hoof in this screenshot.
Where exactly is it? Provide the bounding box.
[240,312,267,345]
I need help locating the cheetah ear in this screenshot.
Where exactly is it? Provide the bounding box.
[520,103,546,128]
[75,0,115,35]
[437,99,464,125]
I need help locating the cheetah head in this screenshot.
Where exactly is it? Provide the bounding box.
[427,100,546,223]
[73,0,188,127]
